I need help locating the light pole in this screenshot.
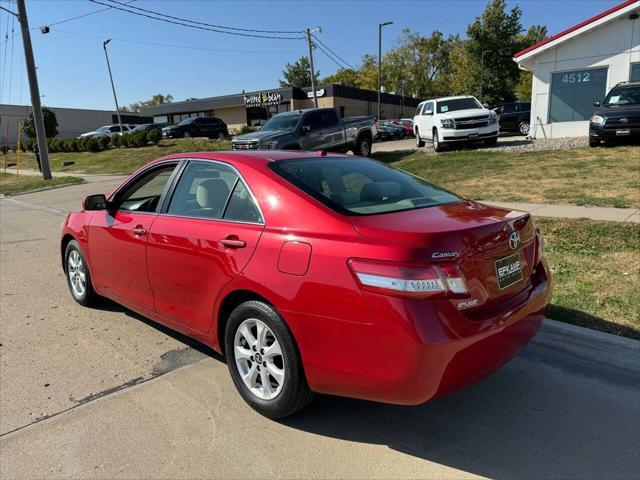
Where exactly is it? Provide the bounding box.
[479,50,490,105]
[102,39,123,134]
[377,21,393,121]
[400,80,405,117]
[306,27,322,108]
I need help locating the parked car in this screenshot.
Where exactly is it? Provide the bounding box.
[391,118,415,137]
[413,96,499,152]
[61,150,550,419]
[162,116,229,139]
[496,102,531,136]
[232,108,376,156]
[129,123,169,133]
[78,124,134,139]
[375,120,407,141]
[589,81,640,147]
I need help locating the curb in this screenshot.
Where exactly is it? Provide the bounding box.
[6,180,85,197]
[544,318,639,348]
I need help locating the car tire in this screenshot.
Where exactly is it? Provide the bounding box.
[64,240,97,307]
[432,128,445,152]
[589,137,600,147]
[355,135,372,157]
[225,300,314,419]
[518,121,530,136]
[182,131,191,138]
[484,136,498,146]
[415,128,425,147]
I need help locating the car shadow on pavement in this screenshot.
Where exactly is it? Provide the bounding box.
[281,343,639,480]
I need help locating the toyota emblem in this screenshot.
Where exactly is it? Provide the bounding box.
[509,232,521,250]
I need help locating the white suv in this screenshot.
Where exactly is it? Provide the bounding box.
[413,96,498,152]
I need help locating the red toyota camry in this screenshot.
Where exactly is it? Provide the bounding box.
[61,151,551,418]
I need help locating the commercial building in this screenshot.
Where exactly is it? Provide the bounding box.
[514,0,640,138]
[140,84,420,133]
[0,104,148,144]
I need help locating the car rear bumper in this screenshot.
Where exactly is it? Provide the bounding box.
[287,260,551,405]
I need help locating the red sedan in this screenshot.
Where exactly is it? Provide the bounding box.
[61,151,551,418]
[391,119,415,137]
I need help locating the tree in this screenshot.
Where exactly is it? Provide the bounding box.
[126,93,174,113]
[321,68,359,86]
[279,56,319,88]
[458,0,546,107]
[21,107,58,139]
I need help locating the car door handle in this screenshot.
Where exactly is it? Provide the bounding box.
[219,236,246,249]
[133,225,147,236]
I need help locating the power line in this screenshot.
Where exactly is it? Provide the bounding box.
[88,0,304,40]
[313,40,347,70]
[45,0,136,28]
[312,34,356,70]
[104,0,304,35]
[51,28,302,55]
[7,9,14,102]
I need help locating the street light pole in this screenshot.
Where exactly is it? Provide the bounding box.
[400,80,405,117]
[15,0,51,180]
[102,39,124,134]
[306,27,321,108]
[377,21,393,121]
[479,50,490,104]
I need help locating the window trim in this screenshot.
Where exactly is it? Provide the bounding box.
[109,159,183,215]
[159,158,265,226]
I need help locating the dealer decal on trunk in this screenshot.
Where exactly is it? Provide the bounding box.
[495,253,523,290]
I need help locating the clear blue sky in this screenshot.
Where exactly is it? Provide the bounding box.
[0,0,620,110]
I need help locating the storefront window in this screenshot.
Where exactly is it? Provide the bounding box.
[549,67,608,122]
[631,63,640,82]
[153,116,168,124]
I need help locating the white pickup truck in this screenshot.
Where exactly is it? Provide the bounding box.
[413,95,498,152]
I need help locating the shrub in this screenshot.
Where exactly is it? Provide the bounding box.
[120,133,130,147]
[98,135,111,151]
[147,129,161,145]
[110,134,121,148]
[232,124,258,136]
[86,137,100,153]
[1,145,8,155]
[63,138,75,152]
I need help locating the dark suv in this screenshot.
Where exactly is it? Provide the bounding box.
[496,102,531,136]
[162,116,229,139]
[589,81,640,147]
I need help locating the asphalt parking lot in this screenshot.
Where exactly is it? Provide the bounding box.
[1,180,639,479]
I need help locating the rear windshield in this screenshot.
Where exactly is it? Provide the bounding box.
[270,157,460,215]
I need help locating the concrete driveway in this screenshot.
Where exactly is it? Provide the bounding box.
[1,182,639,479]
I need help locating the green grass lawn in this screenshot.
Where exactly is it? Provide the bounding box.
[536,217,639,339]
[2,138,231,175]
[373,145,640,208]
[0,172,83,195]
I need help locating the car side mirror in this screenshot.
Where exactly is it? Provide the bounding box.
[483,103,490,109]
[593,101,601,107]
[301,125,311,135]
[83,194,108,211]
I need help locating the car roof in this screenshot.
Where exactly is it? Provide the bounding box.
[613,81,640,88]
[419,95,475,104]
[149,150,352,169]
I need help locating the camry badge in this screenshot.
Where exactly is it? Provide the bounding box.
[431,251,460,259]
[509,232,521,250]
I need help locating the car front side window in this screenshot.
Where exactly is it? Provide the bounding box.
[117,164,177,213]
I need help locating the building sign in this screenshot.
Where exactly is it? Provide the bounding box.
[307,88,326,99]
[244,91,282,107]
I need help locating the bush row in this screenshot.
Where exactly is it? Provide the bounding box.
[44,129,161,153]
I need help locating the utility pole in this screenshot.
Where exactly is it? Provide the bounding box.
[377,21,393,121]
[15,0,51,180]
[306,28,321,108]
[103,39,124,134]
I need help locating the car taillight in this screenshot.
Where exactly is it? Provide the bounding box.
[533,228,544,266]
[347,258,469,299]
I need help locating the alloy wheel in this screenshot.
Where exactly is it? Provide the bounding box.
[519,122,530,136]
[67,250,86,298]
[360,140,371,156]
[234,318,285,400]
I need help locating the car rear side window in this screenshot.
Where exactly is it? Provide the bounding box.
[168,161,262,223]
[270,157,460,216]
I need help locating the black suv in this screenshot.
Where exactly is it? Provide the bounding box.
[589,81,640,147]
[496,102,531,136]
[162,116,229,139]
